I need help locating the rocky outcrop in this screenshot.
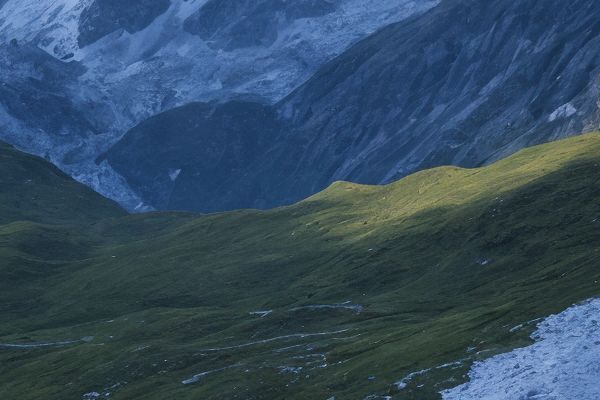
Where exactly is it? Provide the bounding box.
[277,0,600,187]
[78,0,171,47]
[0,0,435,210]
[0,42,145,210]
[102,101,284,212]
[0,42,93,148]
[184,0,338,50]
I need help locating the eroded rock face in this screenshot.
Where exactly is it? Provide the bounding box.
[0,43,92,147]
[0,43,145,211]
[441,299,600,400]
[77,0,171,47]
[184,0,338,50]
[102,101,284,212]
[0,0,435,210]
[276,0,600,188]
[10,0,600,214]
[107,0,600,212]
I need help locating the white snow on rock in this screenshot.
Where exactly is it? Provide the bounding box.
[1,0,440,105]
[182,364,241,385]
[548,102,577,122]
[168,168,182,182]
[0,336,93,349]
[0,0,92,58]
[72,0,441,122]
[394,361,464,390]
[441,299,600,400]
[249,310,273,318]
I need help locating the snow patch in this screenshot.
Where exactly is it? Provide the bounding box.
[278,366,303,374]
[249,310,273,318]
[476,258,491,266]
[0,337,93,349]
[0,0,440,210]
[0,0,93,58]
[289,301,363,314]
[441,299,600,399]
[168,168,182,182]
[549,102,577,122]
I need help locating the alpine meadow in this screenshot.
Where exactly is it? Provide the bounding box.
[2,1,600,399]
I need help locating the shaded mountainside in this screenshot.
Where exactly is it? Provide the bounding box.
[78,0,171,47]
[3,134,600,399]
[0,0,436,210]
[0,42,95,152]
[184,0,339,50]
[0,40,148,210]
[103,101,283,211]
[278,0,600,181]
[106,0,600,213]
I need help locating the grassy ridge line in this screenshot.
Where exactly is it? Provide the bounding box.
[0,141,125,225]
[1,134,600,399]
[307,132,596,223]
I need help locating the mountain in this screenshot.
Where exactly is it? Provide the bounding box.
[0,0,437,210]
[78,0,172,48]
[0,40,146,210]
[276,0,600,182]
[183,0,339,50]
[105,0,600,213]
[3,133,600,399]
[104,101,283,211]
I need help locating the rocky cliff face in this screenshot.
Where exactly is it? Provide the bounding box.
[106,0,600,212]
[278,0,600,186]
[0,41,145,209]
[184,0,339,50]
[103,101,283,212]
[0,0,435,210]
[4,0,599,213]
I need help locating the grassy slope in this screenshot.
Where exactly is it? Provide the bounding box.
[1,134,600,399]
[0,142,125,225]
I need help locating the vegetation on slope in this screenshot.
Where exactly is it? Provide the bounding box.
[0,142,124,225]
[1,134,600,399]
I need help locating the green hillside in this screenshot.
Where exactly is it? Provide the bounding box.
[2,134,600,399]
[0,142,125,225]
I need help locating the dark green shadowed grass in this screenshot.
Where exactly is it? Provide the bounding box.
[1,134,600,399]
